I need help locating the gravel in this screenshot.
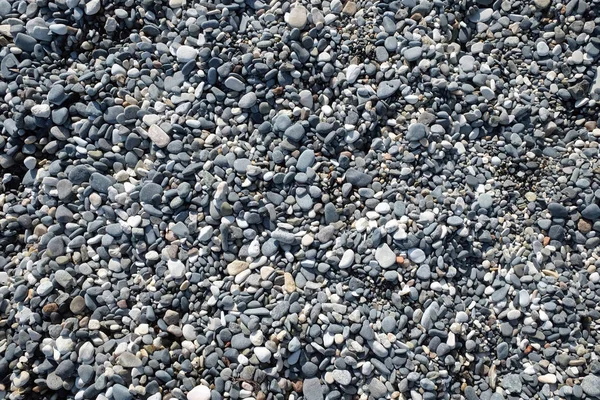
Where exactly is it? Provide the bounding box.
[2,0,600,399]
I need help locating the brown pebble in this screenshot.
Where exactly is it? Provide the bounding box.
[70,295,86,314]
[34,224,47,236]
[292,380,303,392]
[42,303,58,313]
[584,121,597,131]
[578,219,592,234]
[341,1,357,16]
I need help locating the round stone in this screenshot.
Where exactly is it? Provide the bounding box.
[287,5,307,28]
[187,385,211,400]
[408,248,426,263]
[176,45,198,63]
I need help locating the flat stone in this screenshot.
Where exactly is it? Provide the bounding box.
[296,149,315,172]
[48,85,67,105]
[303,378,324,400]
[288,5,307,28]
[548,203,568,218]
[447,216,463,226]
[118,352,142,368]
[68,165,92,184]
[182,324,196,340]
[497,342,509,359]
[582,204,600,220]
[168,259,186,279]
[538,374,557,384]
[375,244,396,269]
[507,309,521,320]
[70,296,86,314]
[147,124,170,147]
[377,79,400,99]
[187,385,211,400]
[339,249,355,269]
[408,248,426,263]
[239,92,257,108]
[502,374,522,394]
[176,45,198,63]
[416,264,431,280]
[254,347,271,362]
[345,168,372,187]
[227,260,249,275]
[582,374,600,397]
[536,41,550,57]
[85,0,101,15]
[284,123,305,141]
[406,123,427,141]
[14,33,37,52]
[341,1,357,16]
[534,0,551,8]
[332,369,352,385]
[404,47,422,62]
[224,76,245,92]
[140,182,163,203]
[478,193,493,209]
[46,373,63,390]
[346,64,361,83]
[54,270,73,288]
[421,301,439,331]
[112,384,132,400]
[47,236,65,258]
[31,104,51,118]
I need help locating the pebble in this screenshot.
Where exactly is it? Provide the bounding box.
[176,46,198,63]
[239,92,257,108]
[287,5,307,29]
[404,47,422,62]
[147,124,170,147]
[227,260,249,276]
[303,378,323,400]
[187,385,211,400]
[85,0,101,15]
[118,352,142,368]
[31,104,51,118]
[332,369,352,385]
[408,248,426,263]
[406,123,428,141]
[1,1,599,400]
[339,249,355,269]
[375,244,396,269]
[168,259,186,279]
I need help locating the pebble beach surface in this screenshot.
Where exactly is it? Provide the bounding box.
[1,0,600,399]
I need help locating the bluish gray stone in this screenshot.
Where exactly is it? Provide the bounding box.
[377,79,400,99]
[296,149,315,172]
[416,264,431,280]
[90,173,115,193]
[497,342,509,359]
[406,123,427,141]
[501,374,522,394]
[404,47,422,61]
[303,378,324,400]
[284,123,305,141]
[140,182,163,203]
[239,92,257,108]
[582,374,600,397]
[345,168,372,187]
[582,204,600,220]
